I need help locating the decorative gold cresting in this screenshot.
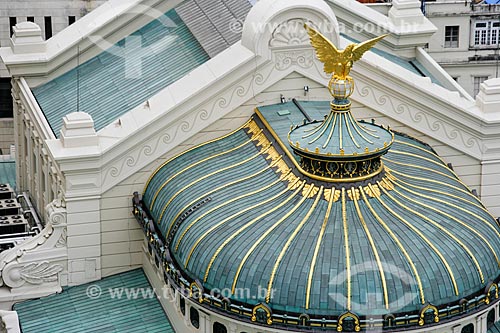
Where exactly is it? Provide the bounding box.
[304,24,387,99]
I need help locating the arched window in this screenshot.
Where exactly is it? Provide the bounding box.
[461,323,474,333]
[213,322,227,333]
[488,309,496,328]
[179,296,186,316]
[190,307,200,329]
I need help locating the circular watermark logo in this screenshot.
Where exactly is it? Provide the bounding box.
[329,261,418,316]
[228,18,244,34]
[86,284,102,299]
[86,4,179,79]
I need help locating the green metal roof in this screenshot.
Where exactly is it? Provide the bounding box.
[341,34,442,86]
[489,321,500,333]
[14,269,175,333]
[288,105,393,157]
[0,161,15,188]
[32,6,209,137]
[142,101,500,318]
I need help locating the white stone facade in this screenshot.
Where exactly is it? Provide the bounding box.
[425,0,500,97]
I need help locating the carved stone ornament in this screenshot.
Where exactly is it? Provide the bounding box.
[269,19,312,48]
[355,81,482,159]
[0,199,67,290]
[18,261,63,285]
[55,228,67,248]
[274,50,314,71]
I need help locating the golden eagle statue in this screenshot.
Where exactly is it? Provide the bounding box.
[304,24,388,80]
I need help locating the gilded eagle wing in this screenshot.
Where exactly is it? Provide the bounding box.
[304,24,341,75]
[351,34,388,62]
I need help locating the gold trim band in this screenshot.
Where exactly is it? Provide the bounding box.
[256,108,386,182]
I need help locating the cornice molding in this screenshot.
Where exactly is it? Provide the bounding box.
[100,57,283,192]
[355,79,482,158]
[350,54,500,160]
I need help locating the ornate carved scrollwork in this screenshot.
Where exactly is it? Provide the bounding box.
[0,199,67,291]
[274,50,314,71]
[269,18,311,48]
[5,261,63,288]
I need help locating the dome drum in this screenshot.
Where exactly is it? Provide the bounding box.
[288,116,394,182]
[295,154,384,182]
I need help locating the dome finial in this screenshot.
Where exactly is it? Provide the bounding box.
[304,24,387,100]
[287,26,393,182]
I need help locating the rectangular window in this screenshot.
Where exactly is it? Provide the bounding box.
[27,16,34,23]
[68,16,76,25]
[0,79,13,118]
[44,16,52,40]
[492,21,500,45]
[474,76,488,97]
[9,17,16,37]
[474,20,500,46]
[444,26,459,48]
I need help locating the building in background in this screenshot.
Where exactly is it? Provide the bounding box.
[360,0,500,97]
[0,0,106,154]
[425,0,500,96]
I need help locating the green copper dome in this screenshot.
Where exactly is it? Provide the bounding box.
[137,100,500,331]
[288,110,393,157]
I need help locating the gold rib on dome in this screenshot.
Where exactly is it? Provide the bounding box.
[351,187,389,309]
[287,26,392,182]
[144,118,253,193]
[265,186,323,303]
[204,181,306,283]
[305,188,337,310]
[160,146,271,230]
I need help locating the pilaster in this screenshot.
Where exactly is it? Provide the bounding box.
[475,315,482,332]
[199,311,209,333]
[47,112,102,285]
[11,79,23,192]
[476,78,500,114]
[388,0,425,26]
[477,79,500,218]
